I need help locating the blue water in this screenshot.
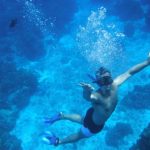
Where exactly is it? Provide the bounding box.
[0,0,150,150]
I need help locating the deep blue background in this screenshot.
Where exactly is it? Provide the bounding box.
[0,0,150,150]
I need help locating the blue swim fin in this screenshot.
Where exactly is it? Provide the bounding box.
[41,131,59,146]
[43,112,62,125]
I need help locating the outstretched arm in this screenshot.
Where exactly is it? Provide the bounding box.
[114,52,150,86]
[79,82,95,101]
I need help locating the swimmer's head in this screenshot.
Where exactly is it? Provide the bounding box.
[93,67,113,86]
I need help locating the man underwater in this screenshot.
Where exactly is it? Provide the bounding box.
[42,52,150,146]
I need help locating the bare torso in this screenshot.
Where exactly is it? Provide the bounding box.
[91,84,118,125]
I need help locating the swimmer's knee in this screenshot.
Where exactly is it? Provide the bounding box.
[80,126,94,138]
[78,129,87,138]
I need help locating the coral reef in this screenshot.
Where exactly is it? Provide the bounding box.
[130,123,150,150]
[18,33,46,61]
[0,61,38,150]
[121,84,150,110]
[144,8,150,32]
[112,0,144,21]
[105,122,133,148]
[123,23,135,37]
[140,0,150,6]
[36,0,77,35]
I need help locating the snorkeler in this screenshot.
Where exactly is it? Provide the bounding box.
[42,52,150,146]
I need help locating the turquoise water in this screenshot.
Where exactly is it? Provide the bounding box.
[0,0,150,150]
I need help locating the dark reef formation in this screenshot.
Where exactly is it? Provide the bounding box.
[0,0,77,61]
[112,0,144,21]
[140,0,150,6]
[91,0,112,5]
[144,8,150,32]
[123,23,135,37]
[105,122,133,148]
[9,18,18,28]
[130,123,150,150]
[0,0,47,61]
[0,61,38,150]
[91,0,150,34]
[18,33,46,61]
[121,83,150,110]
[35,0,77,36]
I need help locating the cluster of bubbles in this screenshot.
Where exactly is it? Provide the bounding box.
[76,7,125,68]
[17,0,53,35]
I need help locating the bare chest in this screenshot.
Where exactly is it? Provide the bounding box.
[91,89,118,124]
[93,92,118,113]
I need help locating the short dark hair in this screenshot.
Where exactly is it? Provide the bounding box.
[94,67,113,85]
[96,67,111,77]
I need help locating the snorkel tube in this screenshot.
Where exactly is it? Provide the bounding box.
[87,74,97,83]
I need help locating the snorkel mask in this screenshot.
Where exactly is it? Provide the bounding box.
[88,67,113,86]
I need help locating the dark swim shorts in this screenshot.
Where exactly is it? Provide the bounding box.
[83,107,104,134]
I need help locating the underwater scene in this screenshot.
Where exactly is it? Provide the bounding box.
[0,0,150,149]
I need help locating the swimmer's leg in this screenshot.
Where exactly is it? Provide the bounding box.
[42,129,88,146]
[61,113,83,124]
[44,112,83,125]
[58,129,87,145]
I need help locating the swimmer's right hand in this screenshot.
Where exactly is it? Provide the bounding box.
[78,82,95,90]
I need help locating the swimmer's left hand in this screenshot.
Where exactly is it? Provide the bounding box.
[78,82,95,90]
